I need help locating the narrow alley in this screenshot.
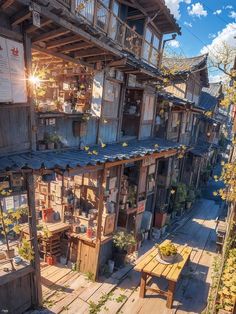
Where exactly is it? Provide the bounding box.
[35,174,223,314]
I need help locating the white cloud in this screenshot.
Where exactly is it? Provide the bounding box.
[209,73,226,83]
[168,40,180,48]
[224,5,233,10]
[213,9,222,15]
[184,21,193,27]
[208,33,216,39]
[164,0,191,20]
[187,3,208,17]
[201,23,236,61]
[229,11,236,19]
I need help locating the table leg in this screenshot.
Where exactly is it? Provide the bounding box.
[166,280,176,309]
[139,272,147,298]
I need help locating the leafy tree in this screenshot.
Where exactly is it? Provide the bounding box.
[0,189,28,271]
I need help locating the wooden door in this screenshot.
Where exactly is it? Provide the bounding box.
[77,240,96,274]
[99,79,121,143]
[139,92,155,139]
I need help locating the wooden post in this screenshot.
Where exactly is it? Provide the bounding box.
[94,167,107,280]
[115,164,124,229]
[24,33,37,151]
[26,172,42,306]
[139,272,147,298]
[166,280,176,309]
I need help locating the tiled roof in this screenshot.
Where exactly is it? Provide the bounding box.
[162,54,209,87]
[163,54,208,73]
[190,141,218,157]
[0,138,182,172]
[198,82,222,111]
[158,92,194,106]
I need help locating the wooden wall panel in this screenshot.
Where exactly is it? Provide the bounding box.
[139,124,152,139]
[0,106,30,154]
[99,120,118,143]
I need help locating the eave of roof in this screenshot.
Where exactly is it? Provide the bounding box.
[0,138,183,172]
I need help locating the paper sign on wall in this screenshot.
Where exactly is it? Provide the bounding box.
[0,36,27,103]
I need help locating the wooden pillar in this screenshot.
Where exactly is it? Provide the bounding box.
[24,33,37,151]
[115,164,124,229]
[94,167,107,280]
[26,172,42,306]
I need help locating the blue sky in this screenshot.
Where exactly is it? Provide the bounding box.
[164,0,236,81]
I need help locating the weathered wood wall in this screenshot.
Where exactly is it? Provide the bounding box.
[0,266,35,314]
[0,106,31,154]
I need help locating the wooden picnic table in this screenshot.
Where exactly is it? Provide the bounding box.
[134,240,192,309]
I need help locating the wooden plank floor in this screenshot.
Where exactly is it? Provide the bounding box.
[29,198,220,314]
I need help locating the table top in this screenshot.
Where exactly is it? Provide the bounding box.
[135,240,192,282]
[21,221,70,236]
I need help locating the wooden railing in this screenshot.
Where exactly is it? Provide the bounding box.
[73,0,143,58]
[57,0,159,65]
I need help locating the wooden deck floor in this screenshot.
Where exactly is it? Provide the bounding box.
[32,198,220,314]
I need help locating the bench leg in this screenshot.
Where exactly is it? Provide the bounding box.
[139,272,147,298]
[166,280,176,309]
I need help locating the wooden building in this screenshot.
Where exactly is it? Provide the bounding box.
[0,1,185,312]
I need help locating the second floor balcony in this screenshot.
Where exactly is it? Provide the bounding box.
[58,0,181,68]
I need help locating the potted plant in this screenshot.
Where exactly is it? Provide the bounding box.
[113,231,136,267]
[156,242,178,263]
[173,183,187,214]
[38,140,47,151]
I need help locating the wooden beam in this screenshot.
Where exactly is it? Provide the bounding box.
[109,58,127,67]
[25,20,52,33]
[24,33,37,151]
[32,44,93,68]
[84,55,114,63]
[11,9,31,27]
[75,48,106,58]
[47,35,81,49]
[32,27,70,43]
[61,42,93,53]
[15,0,122,57]
[0,0,14,10]
[0,25,23,41]
[26,173,43,307]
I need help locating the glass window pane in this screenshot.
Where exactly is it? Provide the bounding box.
[102,0,110,7]
[113,1,119,15]
[143,42,151,61]
[97,2,109,31]
[150,48,158,66]
[76,0,94,22]
[153,35,159,49]
[145,28,152,43]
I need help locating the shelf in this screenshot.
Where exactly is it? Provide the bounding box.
[37,112,90,119]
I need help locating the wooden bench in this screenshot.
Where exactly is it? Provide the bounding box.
[134,240,192,309]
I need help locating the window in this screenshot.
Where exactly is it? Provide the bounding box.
[97,1,110,31]
[143,95,155,121]
[75,0,95,22]
[142,28,160,66]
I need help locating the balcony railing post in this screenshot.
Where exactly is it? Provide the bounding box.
[93,0,98,28]
[71,0,76,13]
